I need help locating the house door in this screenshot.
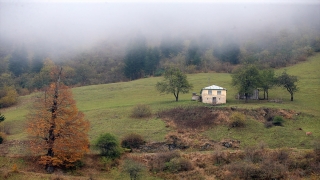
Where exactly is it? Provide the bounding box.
[212,97,217,105]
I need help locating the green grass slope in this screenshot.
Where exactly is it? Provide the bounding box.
[1,53,320,149]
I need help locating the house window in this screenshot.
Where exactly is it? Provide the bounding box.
[208,90,212,95]
[217,91,221,95]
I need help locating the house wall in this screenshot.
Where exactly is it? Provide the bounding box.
[201,89,227,104]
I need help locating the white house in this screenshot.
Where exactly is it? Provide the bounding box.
[200,85,227,105]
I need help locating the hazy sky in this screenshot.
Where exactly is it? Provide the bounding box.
[0,0,319,50]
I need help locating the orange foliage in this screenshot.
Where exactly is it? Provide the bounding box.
[27,67,90,170]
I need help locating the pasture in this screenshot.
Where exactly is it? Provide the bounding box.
[0,53,319,179]
[2,53,320,145]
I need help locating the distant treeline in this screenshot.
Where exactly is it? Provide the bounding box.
[0,27,320,107]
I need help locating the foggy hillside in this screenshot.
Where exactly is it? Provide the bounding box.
[0,0,319,96]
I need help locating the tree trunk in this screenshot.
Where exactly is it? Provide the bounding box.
[245,93,248,103]
[46,164,54,174]
[46,67,62,173]
[263,90,266,100]
[290,93,293,101]
[266,89,269,100]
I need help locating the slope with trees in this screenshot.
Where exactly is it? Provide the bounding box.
[0,25,319,108]
[231,65,297,102]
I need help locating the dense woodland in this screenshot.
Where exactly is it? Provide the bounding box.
[0,25,320,108]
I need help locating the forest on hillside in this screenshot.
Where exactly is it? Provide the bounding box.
[0,2,320,108]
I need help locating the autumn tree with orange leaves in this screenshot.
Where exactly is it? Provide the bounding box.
[27,67,90,173]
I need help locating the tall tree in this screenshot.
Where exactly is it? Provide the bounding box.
[259,69,276,100]
[277,71,298,101]
[160,35,183,58]
[32,58,55,89]
[231,65,260,102]
[27,67,90,173]
[156,67,193,102]
[9,46,29,77]
[31,52,45,73]
[144,47,160,76]
[214,42,240,64]
[124,35,147,80]
[186,41,201,66]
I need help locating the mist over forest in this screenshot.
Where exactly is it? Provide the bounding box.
[1,2,319,50]
[0,1,320,104]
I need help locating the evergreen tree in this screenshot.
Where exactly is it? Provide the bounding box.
[160,35,184,58]
[144,47,160,76]
[124,35,147,80]
[186,41,201,66]
[214,42,240,64]
[9,46,29,77]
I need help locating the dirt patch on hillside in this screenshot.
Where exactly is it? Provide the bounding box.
[159,106,297,130]
[152,107,297,151]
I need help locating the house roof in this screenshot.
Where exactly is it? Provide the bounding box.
[202,85,226,90]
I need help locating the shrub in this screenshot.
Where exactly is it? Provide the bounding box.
[314,139,320,161]
[229,112,246,128]
[165,157,193,173]
[226,161,261,180]
[275,148,289,164]
[148,151,180,173]
[100,156,112,170]
[95,133,122,159]
[131,104,152,118]
[273,116,284,126]
[123,159,146,180]
[0,113,5,123]
[244,146,263,163]
[121,133,145,150]
[0,86,18,108]
[212,148,230,165]
[260,159,287,179]
[0,135,3,144]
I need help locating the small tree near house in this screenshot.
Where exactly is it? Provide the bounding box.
[27,66,90,173]
[277,71,298,101]
[259,69,276,100]
[156,67,193,102]
[231,65,260,102]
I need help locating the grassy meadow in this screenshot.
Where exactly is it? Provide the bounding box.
[1,53,320,149]
[0,53,320,179]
